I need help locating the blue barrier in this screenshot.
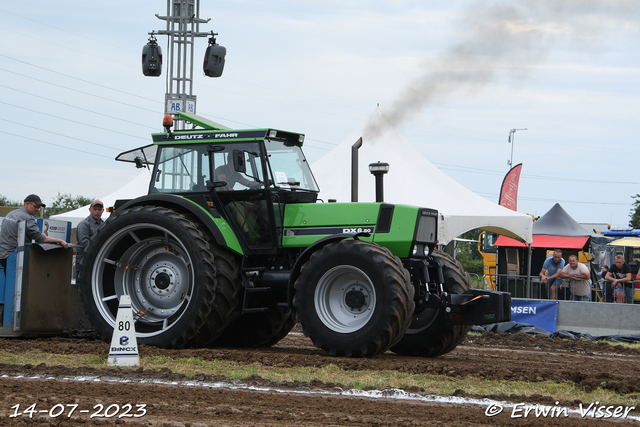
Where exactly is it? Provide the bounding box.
[510,299,559,333]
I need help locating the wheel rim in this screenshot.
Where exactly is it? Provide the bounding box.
[314,265,376,333]
[91,223,195,338]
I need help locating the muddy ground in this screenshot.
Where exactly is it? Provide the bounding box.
[0,327,639,426]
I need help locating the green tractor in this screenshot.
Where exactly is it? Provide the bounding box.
[80,112,510,357]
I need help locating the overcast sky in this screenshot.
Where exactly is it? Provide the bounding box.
[1,1,639,229]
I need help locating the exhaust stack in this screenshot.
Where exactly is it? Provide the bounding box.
[351,137,363,202]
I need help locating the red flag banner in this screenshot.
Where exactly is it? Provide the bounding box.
[499,163,522,211]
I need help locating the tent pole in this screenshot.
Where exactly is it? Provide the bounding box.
[527,243,532,298]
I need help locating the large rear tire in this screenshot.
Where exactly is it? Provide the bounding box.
[80,206,236,348]
[186,246,242,347]
[390,250,471,357]
[293,240,414,357]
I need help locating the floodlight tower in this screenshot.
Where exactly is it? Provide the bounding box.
[507,128,527,169]
[143,0,226,130]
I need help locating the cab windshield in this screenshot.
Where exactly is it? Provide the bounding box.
[264,139,319,192]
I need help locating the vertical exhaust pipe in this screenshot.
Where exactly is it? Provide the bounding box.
[351,137,362,202]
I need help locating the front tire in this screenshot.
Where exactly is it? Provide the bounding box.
[391,250,471,357]
[293,240,414,357]
[80,206,233,348]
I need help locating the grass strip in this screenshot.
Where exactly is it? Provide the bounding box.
[0,351,636,407]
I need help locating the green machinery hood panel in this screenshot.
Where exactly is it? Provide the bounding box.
[282,202,423,258]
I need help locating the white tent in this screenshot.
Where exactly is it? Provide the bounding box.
[52,169,152,227]
[311,107,533,245]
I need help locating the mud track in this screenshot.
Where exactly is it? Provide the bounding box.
[1,327,638,426]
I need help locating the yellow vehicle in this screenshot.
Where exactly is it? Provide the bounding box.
[478,231,498,290]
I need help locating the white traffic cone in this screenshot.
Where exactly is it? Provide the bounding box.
[107,294,140,367]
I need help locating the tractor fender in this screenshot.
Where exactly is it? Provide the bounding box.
[110,194,239,253]
[287,232,370,304]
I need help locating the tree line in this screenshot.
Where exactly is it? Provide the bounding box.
[0,193,94,217]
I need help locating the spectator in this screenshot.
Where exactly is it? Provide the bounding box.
[539,249,565,299]
[75,200,104,277]
[559,255,592,302]
[605,255,633,304]
[0,194,69,273]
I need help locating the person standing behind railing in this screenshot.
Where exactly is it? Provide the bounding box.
[559,255,592,302]
[599,265,613,302]
[539,249,565,300]
[605,255,633,304]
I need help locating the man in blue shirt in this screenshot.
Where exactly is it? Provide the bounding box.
[539,249,565,300]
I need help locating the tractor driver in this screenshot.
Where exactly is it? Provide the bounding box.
[539,249,565,300]
[214,152,262,192]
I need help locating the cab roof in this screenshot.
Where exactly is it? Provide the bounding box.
[151,112,305,146]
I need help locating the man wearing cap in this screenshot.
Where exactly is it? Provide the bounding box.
[75,200,104,276]
[0,194,69,271]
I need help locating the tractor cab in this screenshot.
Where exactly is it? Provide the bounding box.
[116,113,319,251]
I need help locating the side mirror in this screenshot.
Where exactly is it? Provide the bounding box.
[233,150,246,174]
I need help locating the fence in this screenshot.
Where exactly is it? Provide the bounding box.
[483,273,635,304]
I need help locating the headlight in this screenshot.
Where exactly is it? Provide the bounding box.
[412,245,419,256]
[416,212,437,243]
[423,246,430,257]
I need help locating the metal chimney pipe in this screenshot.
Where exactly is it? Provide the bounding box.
[369,161,390,203]
[351,137,363,202]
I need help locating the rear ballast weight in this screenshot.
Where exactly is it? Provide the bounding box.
[80,111,511,357]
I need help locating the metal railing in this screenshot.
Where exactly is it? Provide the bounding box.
[482,273,636,303]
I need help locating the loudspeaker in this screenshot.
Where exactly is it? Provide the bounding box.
[142,43,162,77]
[203,43,226,77]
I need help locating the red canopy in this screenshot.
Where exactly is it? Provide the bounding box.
[495,235,589,249]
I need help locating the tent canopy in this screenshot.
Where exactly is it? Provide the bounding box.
[609,237,640,247]
[311,107,533,245]
[495,235,589,249]
[495,203,592,249]
[528,203,592,237]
